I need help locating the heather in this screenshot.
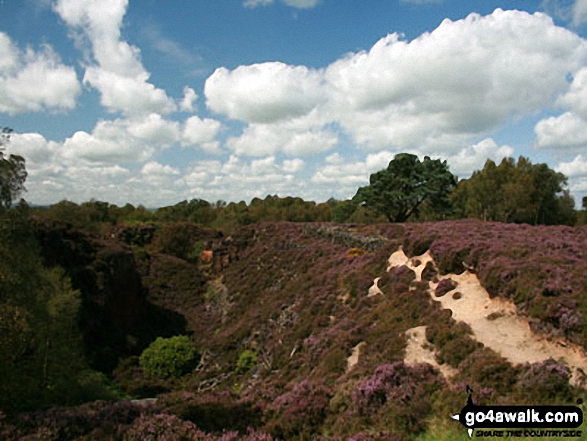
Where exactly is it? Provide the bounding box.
[3,216,587,439]
[402,219,587,346]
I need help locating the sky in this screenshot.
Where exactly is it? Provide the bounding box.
[2,0,587,207]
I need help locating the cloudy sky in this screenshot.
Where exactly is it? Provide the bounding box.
[3,0,587,207]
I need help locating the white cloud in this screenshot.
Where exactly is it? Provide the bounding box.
[325,9,587,151]
[61,115,180,164]
[206,9,587,156]
[445,138,514,177]
[311,151,396,186]
[140,161,180,186]
[535,112,587,150]
[0,33,80,115]
[10,133,56,165]
[175,155,308,203]
[127,113,180,146]
[180,87,198,112]
[182,116,223,153]
[556,154,587,177]
[556,67,587,118]
[226,118,338,156]
[283,158,305,172]
[55,0,176,116]
[142,161,179,175]
[83,68,176,116]
[205,62,325,124]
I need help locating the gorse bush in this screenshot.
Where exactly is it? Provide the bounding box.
[139,336,199,379]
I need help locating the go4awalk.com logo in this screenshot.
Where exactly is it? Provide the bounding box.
[451,386,584,438]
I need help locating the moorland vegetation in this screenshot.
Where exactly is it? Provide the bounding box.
[2,134,587,440]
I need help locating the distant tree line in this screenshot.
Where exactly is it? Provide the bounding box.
[28,153,582,230]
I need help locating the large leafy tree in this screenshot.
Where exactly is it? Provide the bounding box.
[353,153,457,223]
[0,127,27,209]
[455,156,576,225]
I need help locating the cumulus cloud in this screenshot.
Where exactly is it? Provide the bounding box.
[61,115,180,164]
[535,112,587,150]
[206,9,587,157]
[182,116,223,154]
[326,9,587,151]
[54,0,176,116]
[180,87,198,112]
[0,33,80,115]
[225,119,338,156]
[176,155,308,202]
[556,154,587,177]
[445,138,514,177]
[205,62,325,124]
[311,151,396,187]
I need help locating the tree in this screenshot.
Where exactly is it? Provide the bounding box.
[353,153,457,222]
[455,157,576,225]
[0,127,27,209]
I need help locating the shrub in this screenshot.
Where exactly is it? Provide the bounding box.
[236,349,258,374]
[352,362,438,436]
[517,359,572,402]
[159,391,263,435]
[426,320,480,367]
[268,380,332,438]
[435,278,457,297]
[459,348,518,394]
[421,261,438,282]
[123,413,200,441]
[139,336,199,379]
[353,362,430,415]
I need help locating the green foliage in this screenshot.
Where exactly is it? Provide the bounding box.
[139,336,199,379]
[455,157,576,225]
[0,209,111,412]
[354,153,457,222]
[236,349,258,374]
[331,199,359,223]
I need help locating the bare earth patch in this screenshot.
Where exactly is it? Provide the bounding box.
[389,247,587,387]
[404,326,457,380]
[347,342,366,372]
[368,277,383,297]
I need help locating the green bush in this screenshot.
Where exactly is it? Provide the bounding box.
[139,336,199,379]
[236,349,258,374]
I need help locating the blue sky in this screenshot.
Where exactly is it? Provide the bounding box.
[2,0,587,207]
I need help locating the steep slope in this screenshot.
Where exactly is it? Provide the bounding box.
[389,247,587,386]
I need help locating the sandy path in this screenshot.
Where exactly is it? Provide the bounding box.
[387,248,587,386]
[404,326,457,379]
